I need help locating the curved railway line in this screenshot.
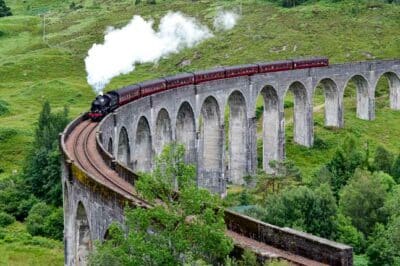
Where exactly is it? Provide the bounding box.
[61,59,397,265]
[63,117,339,266]
[65,119,150,208]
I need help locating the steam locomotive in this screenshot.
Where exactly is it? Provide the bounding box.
[89,57,328,121]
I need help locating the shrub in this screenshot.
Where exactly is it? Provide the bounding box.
[0,99,9,116]
[26,202,63,240]
[0,177,39,221]
[0,212,15,227]
[0,0,12,17]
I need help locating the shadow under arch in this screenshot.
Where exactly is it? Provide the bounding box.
[314,78,341,127]
[343,74,371,120]
[199,96,223,192]
[285,81,312,147]
[226,90,247,184]
[176,101,196,164]
[75,201,92,266]
[134,116,152,172]
[117,127,130,167]
[375,72,400,110]
[155,108,172,155]
[258,85,280,171]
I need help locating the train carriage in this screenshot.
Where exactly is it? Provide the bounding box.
[140,79,167,97]
[89,58,329,121]
[225,64,259,78]
[194,68,226,84]
[165,73,195,89]
[258,60,293,73]
[293,57,329,69]
[116,84,141,105]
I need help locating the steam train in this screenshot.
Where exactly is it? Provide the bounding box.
[89,57,329,121]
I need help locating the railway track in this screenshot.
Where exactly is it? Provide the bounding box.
[66,119,149,208]
[63,117,350,265]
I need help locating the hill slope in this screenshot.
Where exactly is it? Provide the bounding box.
[0,0,399,263]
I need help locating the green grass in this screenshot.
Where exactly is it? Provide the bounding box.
[1,0,399,177]
[0,222,63,266]
[0,0,399,262]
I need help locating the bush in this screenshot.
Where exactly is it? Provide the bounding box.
[26,202,63,240]
[0,0,12,17]
[373,146,394,174]
[0,177,39,221]
[0,212,15,227]
[260,184,338,239]
[0,99,9,116]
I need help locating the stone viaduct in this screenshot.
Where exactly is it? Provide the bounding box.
[61,59,400,265]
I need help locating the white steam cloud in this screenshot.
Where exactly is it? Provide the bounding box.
[85,12,213,94]
[213,10,240,31]
[85,10,240,94]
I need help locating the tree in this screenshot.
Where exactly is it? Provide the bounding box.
[339,169,392,236]
[0,0,12,17]
[259,184,338,239]
[382,185,400,221]
[336,214,366,254]
[256,160,301,199]
[391,153,400,183]
[90,144,233,265]
[0,176,38,220]
[373,146,394,174]
[366,219,400,266]
[26,202,63,240]
[325,136,366,198]
[24,101,69,206]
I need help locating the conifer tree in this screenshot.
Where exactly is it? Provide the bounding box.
[0,0,12,17]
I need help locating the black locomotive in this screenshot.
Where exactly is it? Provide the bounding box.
[89,57,329,121]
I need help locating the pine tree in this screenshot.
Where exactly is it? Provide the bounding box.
[0,0,12,17]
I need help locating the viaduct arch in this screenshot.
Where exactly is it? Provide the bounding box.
[62,59,400,265]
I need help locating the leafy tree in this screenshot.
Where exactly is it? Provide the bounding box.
[336,214,365,253]
[136,142,196,202]
[391,153,400,183]
[26,202,63,240]
[366,219,400,266]
[259,184,338,239]
[339,169,392,236]
[382,184,400,221]
[238,249,258,266]
[310,166,335,188]
[24,101,69,206]
[256,160,301,199]
[0,0,12,17]
[90,144,233,265]
[373,146,394,174]
[0,176,38,220]
[0,211,15,227]
[325,136,365,198]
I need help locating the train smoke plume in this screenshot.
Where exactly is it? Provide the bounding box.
[213,10,240,31]
[85,12,213,94]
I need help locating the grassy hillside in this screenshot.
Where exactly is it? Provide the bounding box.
[0,0,399,264]
[1,0,399,179]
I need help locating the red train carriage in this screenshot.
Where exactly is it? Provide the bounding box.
[225,64,259,78]
[117,84,141,105]
[258,60,293,73]
[165,73,195,89]
[139,79,167,97]
[293,57,329,69]
[89,58,329,121]
[194,68,226,84]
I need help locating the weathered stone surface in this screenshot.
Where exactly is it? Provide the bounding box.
[62,60,400,266]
